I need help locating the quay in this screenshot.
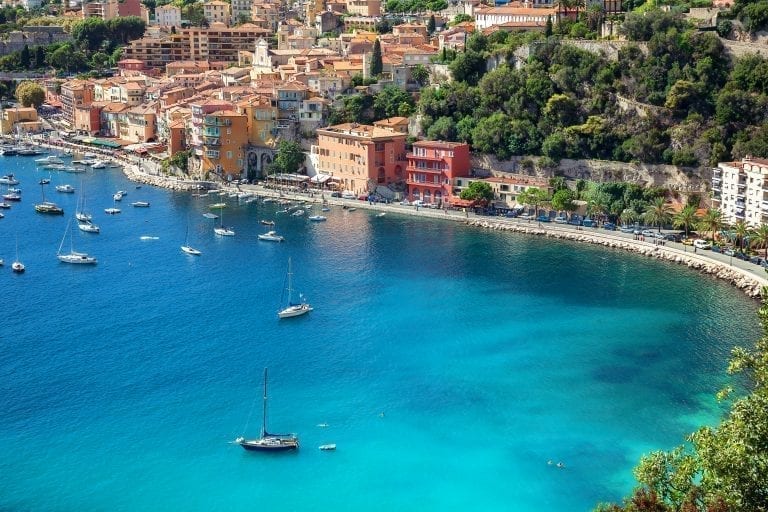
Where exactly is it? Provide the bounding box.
[32,136,768,298]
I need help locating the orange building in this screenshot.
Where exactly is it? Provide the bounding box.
[315,123,407,195]
[201,109,248,179]
[406,140,471,206]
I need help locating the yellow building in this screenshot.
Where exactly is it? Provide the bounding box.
[203,0,232,25]
[201,109,248,178]
[0,107,41,135]
[237,95,278,147]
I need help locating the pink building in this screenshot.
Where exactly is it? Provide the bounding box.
[406,140,471,206]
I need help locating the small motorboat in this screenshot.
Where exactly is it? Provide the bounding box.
[113,192,124,201]
[258,230,284,242]
[104,207,121,214]
[78,222,100,233]
[308,215,327,222]
[131,201,150,207]
[56,184,75,193]
[0,202,11,209]
[319,444,336,451]
[291,209,305,217]
[260,220,275,226]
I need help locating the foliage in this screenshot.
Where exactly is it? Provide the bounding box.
[411,64,429,86]
[270,140,305,175]
[550,188,576,212]
[672,204,699,237]
[517,187,550,216]
[373,85,414,120]
[370,39,382,77]
[384,0,447,13]
[459,181,494,202]
[15,80,44,107]
[451,14,473,25]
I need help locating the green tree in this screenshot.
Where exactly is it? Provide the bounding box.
[699,208,723,243]
[550,188,576,214]
[427,15,435,34]
[459,181,494,202]
[70,17,109,53]
[19,44,30,69]
[34,46,45,69]
[271,140,305,174]
[545,15,553,37]
[373,85,413,120]
[751,224,768,259]
[734,220,750,253]
[471,112,512,159]
[90,51,109,73]
[15,80,45,107]
[106,16,146,45]
[426,116,456,140]
[411,64,429,86]
[672,204,698,239]
[370,39,383,77]
[448,50,486,85]
[517,187,549,218]
[643,197,673,232]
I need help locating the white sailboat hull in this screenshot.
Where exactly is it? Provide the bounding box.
[277,303,313,318]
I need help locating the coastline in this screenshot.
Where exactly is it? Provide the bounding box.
[34,138,768,298]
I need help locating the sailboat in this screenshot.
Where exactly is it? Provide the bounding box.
[34,181,64,215]
[213,209,235,236]
[277,258,312,319]
[57,219,97,265]
[181,223,202,255]
[75,181,92,222]
[11,236,24,273]
[235,368,299,452]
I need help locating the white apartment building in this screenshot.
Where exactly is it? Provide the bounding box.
[712,156,768,227]
[155,4,181,27]
[473,5,557,31]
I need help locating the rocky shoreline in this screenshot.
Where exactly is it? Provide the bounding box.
[465,219,768,298]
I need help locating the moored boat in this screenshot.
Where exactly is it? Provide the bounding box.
[235,368,299,452]
[258,230,284,242]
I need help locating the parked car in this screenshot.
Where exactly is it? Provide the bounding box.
[358,194,368,201]
[582,218,596,227]
[694,239,712,250]
[537,214,551,222]
[330,191,342,198]
[399,199,410,206]
[642,229,656,238]
[681,238,694,246]
[412,199,425,207]
[654,232,665,240]
[750,256,763,266]
[604,222,616,231]
[341,191,356,199]
[663,233,681,242]
[620,225,635,233]
[736,251,751,261]
[554,216,567,224]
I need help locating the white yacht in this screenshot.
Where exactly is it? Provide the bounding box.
[78,221,100,233]
[56,184,75,193]
[35,155,65,166]
[90,160,107,169]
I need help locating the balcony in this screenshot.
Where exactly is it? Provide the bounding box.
[761,201,768,212]
[204,117,232,127]
[407,165,441,176]
[203,137,220,147]
[406,177,442,188]
[202,128,220,137]
[407,152,445,162]
[712,184,721,192]
[735,210,746,219]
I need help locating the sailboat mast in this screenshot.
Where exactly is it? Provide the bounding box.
[287,258,293,304]
[261,367,268,437]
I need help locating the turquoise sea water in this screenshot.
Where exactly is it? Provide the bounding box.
[0,155,761,511]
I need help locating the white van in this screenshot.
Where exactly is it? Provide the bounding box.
[341,191,356,199]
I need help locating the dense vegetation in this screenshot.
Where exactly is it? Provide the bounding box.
[416,10,768,166]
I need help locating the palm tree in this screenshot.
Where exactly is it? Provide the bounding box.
[750,224,768,259]
[620,208,640,227]
[587,191,610,226]
[734,220,750,254]
[699,208,723,243]
[673,204,699,239]
[643,197,673,232]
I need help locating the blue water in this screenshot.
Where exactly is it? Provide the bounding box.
[0,155,760,511]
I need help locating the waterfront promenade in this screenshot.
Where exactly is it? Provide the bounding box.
[33,136,768,297]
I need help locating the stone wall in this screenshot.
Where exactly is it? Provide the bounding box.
[470,153,711,195]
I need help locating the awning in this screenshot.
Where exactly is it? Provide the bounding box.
[309,173,337,184]
[90,139,121,148]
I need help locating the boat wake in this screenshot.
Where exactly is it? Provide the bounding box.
[140,236,159,240]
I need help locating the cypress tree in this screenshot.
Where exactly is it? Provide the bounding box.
[545,15,553,37]
[427,15,435,34]
[34,46,45,69]
[20,44,30,69]
[370,39,382,77]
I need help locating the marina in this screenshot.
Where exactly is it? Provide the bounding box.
[0,151,762,511]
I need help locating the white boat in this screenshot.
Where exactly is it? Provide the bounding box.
[104,207,121,214]
[319,444,336,451]
[202,212,218,219]
[90,160,107,169]
[35,155,64,166]
[0,202,11,209]
[62,166,85,173]
[56,184,75,193]
[258,230,284,242]
[131,201,150,207]
[181,224,201,255]
[291,209,305,217]
[113,192,124,201]
[308,215,327,222]
[209,202,226,209]
[75,183,92,222]
[0,174,19,185]
[321,207,330,212]
[78,221,100,233]
[277,257,312,318]
[213,210,235,236]
[57,219,97,264]
[11,236,24,273]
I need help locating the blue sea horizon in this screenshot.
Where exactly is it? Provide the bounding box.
[0,155,759,511]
